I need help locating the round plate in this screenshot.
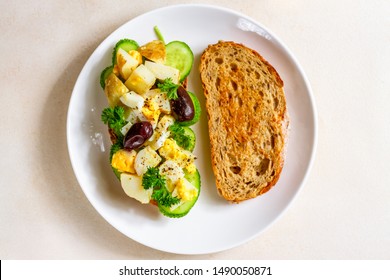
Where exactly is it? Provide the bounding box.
[67,4,317,255]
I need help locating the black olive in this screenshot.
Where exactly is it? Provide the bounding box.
[170,86,195,122]
[123,121,153,150]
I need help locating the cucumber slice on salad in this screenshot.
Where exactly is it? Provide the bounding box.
[169,123,196,152]
[158,169,201,218]
[180,126,196,152]
[112,39,139,65]
[178,91,201,126]
[100,65,114,89]
[112,166,121,180]
[165,41,194,82]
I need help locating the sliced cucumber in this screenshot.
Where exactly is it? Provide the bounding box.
[112,39,139,65]
[181,126,196,152]
[165,41,194,82]
[179,91,201,126]
[112,166,121,180]
[100,65,114,89]
[169,124,196,152]
[109,142,123,180]
[158,169,201,218]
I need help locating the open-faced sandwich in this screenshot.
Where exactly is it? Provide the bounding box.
[99,28,201,218]
[199,41,288,203]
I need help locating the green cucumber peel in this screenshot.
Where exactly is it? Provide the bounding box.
[165,41,194,82]
[112,39,139,65]
[158,169,201,218]
[100,65,113,89]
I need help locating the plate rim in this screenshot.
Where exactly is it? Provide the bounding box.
[66,3,318,255]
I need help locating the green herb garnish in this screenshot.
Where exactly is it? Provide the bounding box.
[157,78,179,99]
[154,26,165,44]
[152,187,180,208]
[142,167,180,207]
[109,141,123,161]
[169,123,191,150]
[101,106,127,138]
[142,167,166,190]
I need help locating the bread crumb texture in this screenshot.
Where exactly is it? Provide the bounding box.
[199,41,288,202]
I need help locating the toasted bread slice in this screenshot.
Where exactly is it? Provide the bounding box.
[199,41,288,202]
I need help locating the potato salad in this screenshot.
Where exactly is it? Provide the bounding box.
[99,29,201,218]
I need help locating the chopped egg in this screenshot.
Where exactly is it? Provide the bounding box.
[158,138,196,169]
[144,89,171,114]
[120,121,133,136]
[125,64,156,95]
[142,98,160,119]
[153,91,171,114]
[111,149,137,173]
[144,60,180,84]
[174,178,198,202]
[128,50,142,65]
[148,115,175,150]
[122,108,147,136]
[185,163,197,174]
[141,98,161,128]
[156,115,175,133]
[104,73,129,107]
[120,91,144,109]
[116,48,141,80]
[125,108,139,123]
[134,146,162,176]
[159,160,184,191]
[152,131,170,150]
[113,64,120,76]
[126,107,147,123]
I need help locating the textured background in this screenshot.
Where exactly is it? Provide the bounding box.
[1,0,389,259]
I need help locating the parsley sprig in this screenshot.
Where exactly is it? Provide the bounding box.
[152,187,180,208]
[101,106,127,139]
[142,167,180,207]
[157,78,179,99]
[109,141,123,161]
[169,123,191,150]
[142,167,166,190]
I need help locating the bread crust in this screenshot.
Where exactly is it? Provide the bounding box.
[199,41,288,202]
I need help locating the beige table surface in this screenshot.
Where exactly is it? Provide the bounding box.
[1,0,389,260]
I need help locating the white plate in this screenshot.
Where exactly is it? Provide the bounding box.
[67,4,317,255]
